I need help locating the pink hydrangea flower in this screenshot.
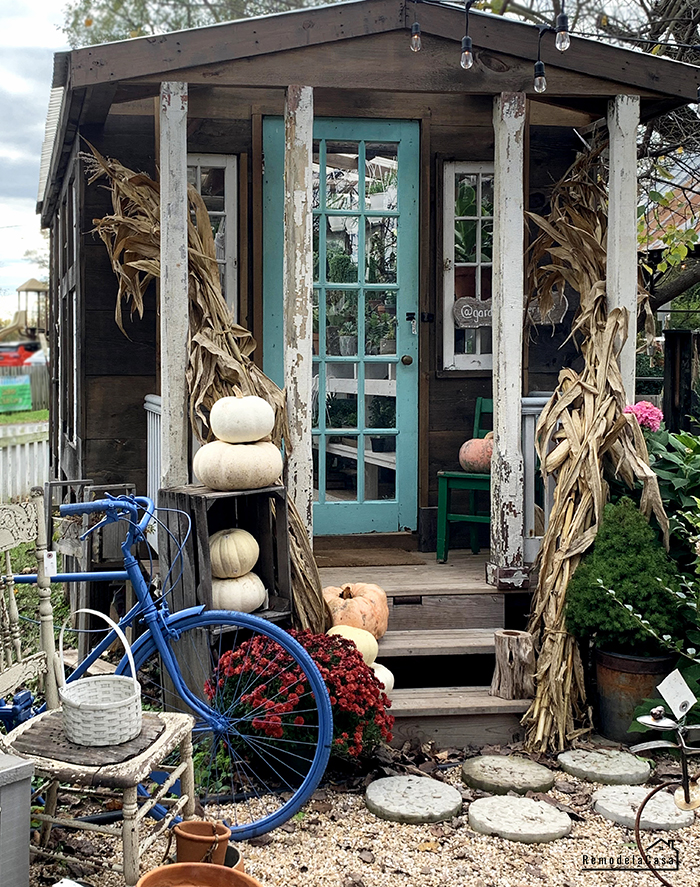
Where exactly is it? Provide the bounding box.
[624,401,663,432]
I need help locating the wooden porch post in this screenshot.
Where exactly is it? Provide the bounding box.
[283,85,314,537]
[159,82,190,488]
[486,93,528,590]
[607,95,640,405]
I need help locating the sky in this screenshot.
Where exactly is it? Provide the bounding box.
[0,0,68,320]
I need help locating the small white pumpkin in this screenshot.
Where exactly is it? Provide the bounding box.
[209,528,259,579]
[370,661,395,695]
[210,395,276,444]
[326,625,378,665]
[193,440,283,491]
[212,572,267,613]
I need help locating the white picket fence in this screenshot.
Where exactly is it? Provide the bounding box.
[0,422,50,502]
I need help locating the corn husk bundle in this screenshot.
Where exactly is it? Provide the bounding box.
[84,145,326,633]
[522,150,668,753]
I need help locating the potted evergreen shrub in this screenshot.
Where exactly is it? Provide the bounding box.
[565,496,686,742]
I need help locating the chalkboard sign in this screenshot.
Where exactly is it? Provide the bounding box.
[0,375,32,413]
[453,297,492,329]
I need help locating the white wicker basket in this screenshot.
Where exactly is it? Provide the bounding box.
[58,608,142,747]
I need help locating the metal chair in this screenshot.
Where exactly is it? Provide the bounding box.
[436,397,493,561]
[0,488,196,886]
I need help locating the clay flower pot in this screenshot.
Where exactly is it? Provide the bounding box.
[137,863,261,887]
[174,820,232,866]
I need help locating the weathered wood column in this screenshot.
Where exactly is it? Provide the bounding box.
[607,95,640,405]
[487,93,528,590]
[283,85,314,537]
[159,82,190,488]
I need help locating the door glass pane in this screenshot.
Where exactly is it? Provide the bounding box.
[365,294,396,355]
[364,444,396,501]
[313,217,320,283]
[326,438,357,501]
[327,290,358,357]
[455,173,478,216]
[481,221,493,262]
[327,224,359,282]
[326,142,360,211]
[455,220,477,264]
[313,291,319,357]
[325,363,358,430]
[365,363,396,429]
[199,167,225,211]
[366,217,397,283]
[365,143,398,211]
[312,140,321,210]
[481,175,494,215]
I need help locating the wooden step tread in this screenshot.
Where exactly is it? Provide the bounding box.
[378,629,497,657]
[61,649,116,676]
[389,686,530,718]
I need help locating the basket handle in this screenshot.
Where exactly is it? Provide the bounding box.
[59,608,139,695]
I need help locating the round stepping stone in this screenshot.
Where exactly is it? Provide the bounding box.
[558,748,650,785]
[462,755,555,795]
[468,795,571,843]
[593,785,695,830]
[365,775,463,823]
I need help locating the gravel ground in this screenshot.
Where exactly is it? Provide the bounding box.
[29,759,700,887]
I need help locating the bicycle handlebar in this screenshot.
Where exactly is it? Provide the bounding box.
[60,496,155,535]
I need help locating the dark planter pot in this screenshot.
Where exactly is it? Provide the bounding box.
[595,648,675,744]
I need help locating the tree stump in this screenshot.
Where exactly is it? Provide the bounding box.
[489,629,536,700]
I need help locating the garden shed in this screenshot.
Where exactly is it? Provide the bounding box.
[38,0,700,593]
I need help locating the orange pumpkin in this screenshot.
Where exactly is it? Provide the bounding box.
[322,582,389,639]
[458,433,493,473]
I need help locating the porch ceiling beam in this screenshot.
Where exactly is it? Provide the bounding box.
[283,85,314,537]
[159,81,190,488]
[487,92,527,591]
[607,95,640,406]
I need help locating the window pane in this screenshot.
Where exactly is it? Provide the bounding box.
[326,142,359,211]
[366,217,397,283]
[455,266,476,300]
[365,363,396,429]
[365,292,397,355]
[312,140,321,210]
[327,290,358,356]
[313,290,319,357]
[312,362,320,423]
[326,438,357,500]
[325,363,358,429]
[365,443,396,501]
[187,166,197,187]
[326,223,359,283]
[455,220,477,264]
[455,174,478,217]
[481,176,494,216]
[365,143,398,212]
[313,216,320,283]
[481,221,493,262]
[481,267,493,300]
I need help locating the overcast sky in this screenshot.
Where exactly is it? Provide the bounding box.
[0,0,68,320]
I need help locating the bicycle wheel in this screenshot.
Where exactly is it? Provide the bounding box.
[117,611,332,840]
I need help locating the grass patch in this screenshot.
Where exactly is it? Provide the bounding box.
[0,409,49,426]
[7,543,70,657]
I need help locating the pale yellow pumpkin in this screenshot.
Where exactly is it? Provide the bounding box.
[212,572,267,613]
[326,625,378,664]
[193,440,283,491]
[209,528,259,579]
[210,395,276,444]
[370,661,395,695]
[322,582,388,639]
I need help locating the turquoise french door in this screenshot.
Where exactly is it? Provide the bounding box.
[263,118,419,535]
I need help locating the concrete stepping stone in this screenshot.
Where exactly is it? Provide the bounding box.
[365,775,463,823]
[469,795,571,843]
[593,785,695,830]
[558,748,650,785]
[462,755,555,795]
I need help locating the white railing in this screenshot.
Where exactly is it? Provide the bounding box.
[0,422,50,502]
[522,395,555,564]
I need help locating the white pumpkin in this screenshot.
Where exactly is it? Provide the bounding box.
[370,662,395,695]
[209,528,259,579]
[326,625,378,665]
[210,395,276,444]
[212,572,267,613]
[193,440,283,491]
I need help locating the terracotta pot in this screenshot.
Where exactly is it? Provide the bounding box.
[174,820,232,866]
[137,863,261,887]
[458,436,493,473]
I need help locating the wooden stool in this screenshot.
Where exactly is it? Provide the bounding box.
[436,470,490,562]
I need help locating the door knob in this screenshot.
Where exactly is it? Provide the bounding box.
[401,355,413,365]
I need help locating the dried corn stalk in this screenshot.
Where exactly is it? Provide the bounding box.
[522,149,668,753]
[84,146,327,633]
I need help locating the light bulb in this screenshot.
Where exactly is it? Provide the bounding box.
[410,22,422,52]
[460,35,474,70]
[555,13,570,51]
[534,60,547,93]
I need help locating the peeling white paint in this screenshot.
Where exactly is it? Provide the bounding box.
[283,85,314,537]
[607,95,640,405]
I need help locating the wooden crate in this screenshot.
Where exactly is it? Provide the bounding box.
[157,484,292,623]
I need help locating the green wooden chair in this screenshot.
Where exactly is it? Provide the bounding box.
[436,397,493,562]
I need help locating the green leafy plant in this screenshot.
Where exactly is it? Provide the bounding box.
[566,497,687,656]
[325,394,357,429]
[368,396,395,429]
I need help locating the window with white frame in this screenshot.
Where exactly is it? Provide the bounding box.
[187,154,238,315]
[442,161,494,371]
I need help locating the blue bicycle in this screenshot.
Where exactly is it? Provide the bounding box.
[8,494,332,840]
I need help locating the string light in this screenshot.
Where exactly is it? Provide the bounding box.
[534,26,548,93]
[460,0,475,70]
[555,2,570,52]
[410,0,422,52]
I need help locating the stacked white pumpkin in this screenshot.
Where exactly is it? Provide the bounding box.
[193,394,283,492]
[210,527,268,613]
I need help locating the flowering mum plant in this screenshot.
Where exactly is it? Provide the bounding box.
[205,629,393,763]
[624,400,663,432]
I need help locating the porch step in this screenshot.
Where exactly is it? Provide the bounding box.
[378,628,496,658]
[389,686,530,748]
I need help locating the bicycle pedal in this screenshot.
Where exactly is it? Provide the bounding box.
[674,781,700,810]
